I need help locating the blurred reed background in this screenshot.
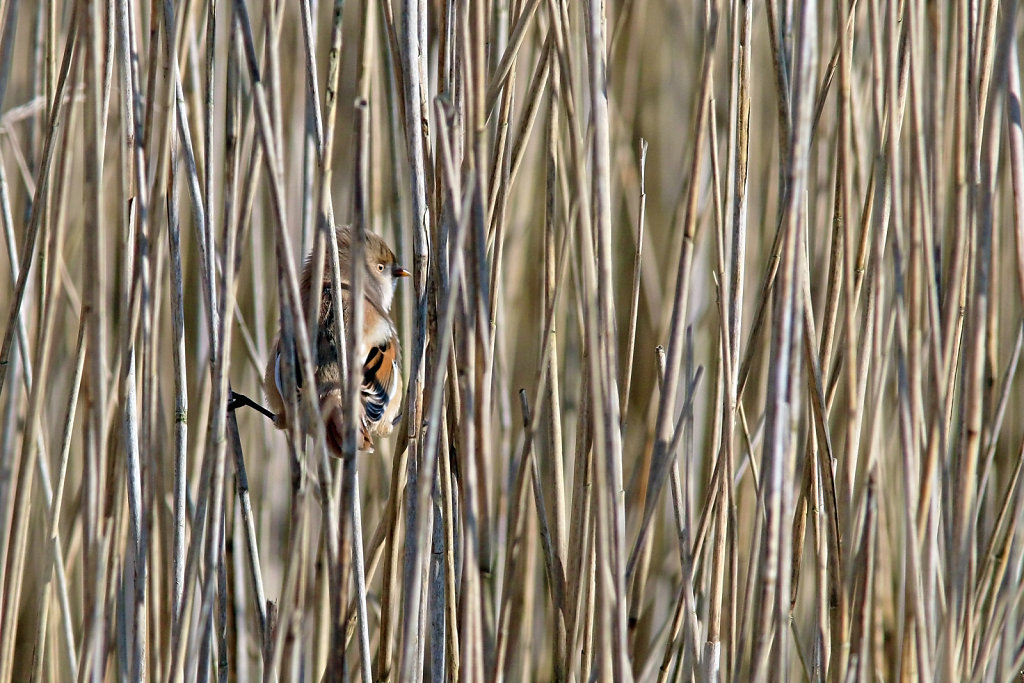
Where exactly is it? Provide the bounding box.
[1,0,1024,679]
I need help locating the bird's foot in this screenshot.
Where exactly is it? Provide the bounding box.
[228,390,277,421]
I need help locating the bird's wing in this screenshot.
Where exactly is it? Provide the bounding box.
[360,338,400,429]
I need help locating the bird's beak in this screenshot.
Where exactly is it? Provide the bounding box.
[393,266,411,278]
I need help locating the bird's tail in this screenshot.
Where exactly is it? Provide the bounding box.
[319,387,372,455]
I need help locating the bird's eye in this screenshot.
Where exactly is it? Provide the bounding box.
[377,263,385,272]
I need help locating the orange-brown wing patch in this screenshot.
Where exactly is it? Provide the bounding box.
[361,339,398,427]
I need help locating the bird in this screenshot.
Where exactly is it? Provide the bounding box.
[262,226,409,454]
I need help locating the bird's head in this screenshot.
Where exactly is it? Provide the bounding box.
[337,227,410,312]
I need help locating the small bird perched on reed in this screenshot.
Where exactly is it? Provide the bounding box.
[262,226,409,454]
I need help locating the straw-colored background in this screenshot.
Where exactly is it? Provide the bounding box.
[1,0,1023,680]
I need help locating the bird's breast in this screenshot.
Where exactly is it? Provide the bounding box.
[360,314,395,355]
